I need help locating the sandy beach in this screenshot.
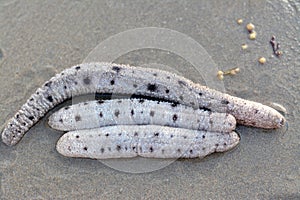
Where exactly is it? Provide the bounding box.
[0,1,299,199]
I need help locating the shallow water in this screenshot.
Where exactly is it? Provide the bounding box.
[0,1,299,199]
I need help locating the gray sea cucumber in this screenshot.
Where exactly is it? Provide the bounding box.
[1,62,285,146]
[56,125,240,159]
[48,99,236,133]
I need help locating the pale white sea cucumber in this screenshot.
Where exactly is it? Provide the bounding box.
[48,99,236,133]
[56,125,240,159]
[2,62,285,146]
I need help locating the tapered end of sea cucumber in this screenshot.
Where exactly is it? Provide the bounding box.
[1,124,23,146]
[216,131,240,153]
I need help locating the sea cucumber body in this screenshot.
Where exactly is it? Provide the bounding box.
[56,125,240,159]
[2,62,285,146]
[48,99,236,133]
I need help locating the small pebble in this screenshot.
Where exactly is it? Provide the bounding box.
[217,71,224,80]
[230,68,240,75]
[217,71,224,76]
[217,74,224,80]
[258,57,266,64]
[241,44,248,50]
[268,102,287,115]
[249,31,257,40]
[237,19,243,25]
[246,23,255,32]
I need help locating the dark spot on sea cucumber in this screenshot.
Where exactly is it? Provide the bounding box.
[147,83,157,92]
[64,106,70,110]
[75,115,81,122]
[154,132,159,137]
[139,99,144,103]
[84,102,88,105]
[178,80,187,87]
[112,66,121,73]
[30,98,34,101]
[99,112,103,117]
[118,132,122,136]
[162,149,165,154]
[114,110,120,117]
[199,92,203,96]
[131,109,134,116]
[254,109,259,114]
[44,81,52,87]
[101,148,104,153]
[76,135,79,138]
[149,146,153,152]
[202,135,205,139]
[47,96,53,102]
[170,134,174,138]
[117,100,122,103]
[179,96,184,101]
[166,76,170,79]
[74,81,78,85]
[165,89,169,94]
[224,143,227,146]
[83,147,88,151]
[16,114,19,118]
[64,86,67,89]
[199,106,211,112]
[125,146,128,150]
[83,77,91,85]
[215,143,219,147]
[133,84,138,88]
[97,100,105,104]
[202,147,206,151]
[61,73,64,75]
[132,146,136,150]
[189,149,193,154]
[28,116,34,120]
[116,145,121,151]
[150,111,155,117]
[183,135,187,139]
[105,133,109,137]
[153,73,157,76]
[110,79,115,85]
[221,100,229,105]
[171,102,178,107]
[108,147,111,151]
[173,114,178,122]
[134,132,138,137]
[75,66,81,70]
[177,149,181,153]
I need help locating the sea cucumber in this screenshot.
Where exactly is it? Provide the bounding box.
[1,62,285,146]
[48,99,236,133]
[56,125,240,159]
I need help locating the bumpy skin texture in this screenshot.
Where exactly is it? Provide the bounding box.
[56,125,240,159]
[2,62,285,146]
[48,99,236,133]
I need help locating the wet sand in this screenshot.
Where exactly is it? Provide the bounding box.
[0,1,299,199]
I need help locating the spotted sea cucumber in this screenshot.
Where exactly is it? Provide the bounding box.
[56,125,240,159]
[48,99,236,133]
[1,62,285,146]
